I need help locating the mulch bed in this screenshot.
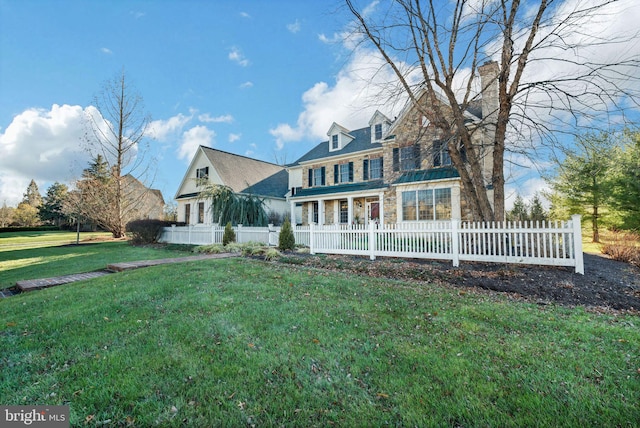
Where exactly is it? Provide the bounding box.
[274,252,640,314]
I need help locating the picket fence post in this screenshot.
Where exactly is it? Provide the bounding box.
[309,223,316,255]
[572,214,584,274]
[368,222,376,260]
[451,220,460,267]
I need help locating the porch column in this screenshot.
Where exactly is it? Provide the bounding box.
[290,200,296,223]
[307,201,313,224]
[347,196,354,224]
[378,192,385,225]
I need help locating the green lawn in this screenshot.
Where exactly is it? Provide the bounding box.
[0,231,192,288]
[1,256,638,427]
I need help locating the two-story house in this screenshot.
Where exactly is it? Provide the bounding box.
[287,61,499,226]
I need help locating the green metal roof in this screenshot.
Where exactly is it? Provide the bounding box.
[292,180,386,198]
[394,167,460,184]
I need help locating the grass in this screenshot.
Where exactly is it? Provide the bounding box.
[0,231,193,288]
[1,257,638,427]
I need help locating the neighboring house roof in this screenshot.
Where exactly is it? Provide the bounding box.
[200,146,285,194]
[293,179,386,198]
[292,127,382,166]
[393,167,460,185]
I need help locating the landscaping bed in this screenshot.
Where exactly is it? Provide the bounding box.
[276,252,640,313]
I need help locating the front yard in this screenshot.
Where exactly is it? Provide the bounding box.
[1,253,638,426]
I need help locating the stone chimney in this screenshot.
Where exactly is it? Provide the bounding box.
[478,60,500,123]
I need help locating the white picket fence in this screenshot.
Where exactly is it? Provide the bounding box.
[158,215,584,274]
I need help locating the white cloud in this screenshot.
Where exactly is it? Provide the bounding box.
[148,113,192,141]
[269,47,404,149]
[228,47,250,67]
[198,113,234,123]
[228,133,241,143]
[239,81,253,89]
[0,104,93,205]
[287,19,301,33]
[101,47,113,55]
[240,11,251,19]
[178,126,215,162]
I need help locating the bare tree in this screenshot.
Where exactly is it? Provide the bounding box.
[345,0,640,222]
[83,70,154,237]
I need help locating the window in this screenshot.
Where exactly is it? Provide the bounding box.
[308,167,326,187]
[433,140,451,167]
[363,157,383,180]
[196,166,209,186]
[339,200,348,223]
[334,162,354,184]
[185,203,191,224]
[312,201,319,224]
[374,123,383,140]
[401,188,452,221]
[197,202,205,224]
[332,134,339,150]
[393,145,421,172]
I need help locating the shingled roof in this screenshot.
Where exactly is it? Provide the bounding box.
[291,127,382,166]
[200,146,285,194]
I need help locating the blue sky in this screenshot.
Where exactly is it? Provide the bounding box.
[1,0,639,210]
[0,0,365,206]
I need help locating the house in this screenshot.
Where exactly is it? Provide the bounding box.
[122,174,165,220]
[174,146,289,225]
[287,61,499,226]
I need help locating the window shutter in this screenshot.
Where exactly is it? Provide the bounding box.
[204,166,209,177]
[348,162,354,182]
[334,164,339,184]
[414,144,421,169]
[308,169,313,187]
[393,148,399,172]
[363,159,369,181]
[380,158,384,178]
[321,166,326,186]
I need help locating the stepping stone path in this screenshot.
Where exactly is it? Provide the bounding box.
[8,253,235,295]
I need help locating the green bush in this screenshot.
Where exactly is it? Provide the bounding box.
[278,218,295,251]
[222,222,236,246]
[126,220,180,245]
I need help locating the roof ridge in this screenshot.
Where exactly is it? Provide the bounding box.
[199,145,283,167]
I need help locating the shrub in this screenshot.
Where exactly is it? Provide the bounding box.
[278,218,295,251]
[126,219,178,245]
[264,247,281,261]
[222,221,236,246]
[602,230,640,266]
[195,244,226,254]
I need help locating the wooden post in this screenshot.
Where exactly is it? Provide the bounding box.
[572,214,584,275]
[369,221,376,260]
[451,220,460,267]
[309,223,315,255]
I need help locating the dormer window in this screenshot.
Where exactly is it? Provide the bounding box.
[374,123,383,140]
[327,123,354,152]
[331,134,339,150]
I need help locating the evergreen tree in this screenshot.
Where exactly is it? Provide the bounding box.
[22,179,43,207]
[609,133,640,230]
[507,194,529,223]
[39,182,69,226]
[222,221,236,246]
[278,217,295,251]
[529,193,549,223]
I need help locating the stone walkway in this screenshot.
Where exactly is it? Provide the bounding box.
[8,253,236,294]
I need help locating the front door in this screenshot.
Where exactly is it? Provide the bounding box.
[367,201,380,225]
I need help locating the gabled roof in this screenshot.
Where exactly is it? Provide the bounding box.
[291,127,381,166]
[200,146,285,193]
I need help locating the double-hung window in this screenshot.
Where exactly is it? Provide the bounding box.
[197,202,205,224]
[363,157,383,180]
[196,166,209,186]
[334,162,353,184]
[331,135,339,150]
[401,188,452,221]
[308,167,326,187]
[339,200,349,223]
[374,123,383,141]
[393,144,421,171]
[433,140,451,167]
